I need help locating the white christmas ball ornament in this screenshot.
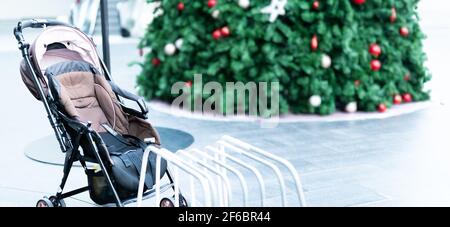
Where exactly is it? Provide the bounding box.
[309,95,322,107]
[321,54,332,69]
[239,0,250,9]
[345,102,358,113]
[212,10,220,18]
[164,43,177,56]
[175,38,184,49]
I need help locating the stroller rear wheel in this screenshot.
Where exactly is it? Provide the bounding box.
[49,196,66,207]
[36,197,54,207]
[179,194,189,207]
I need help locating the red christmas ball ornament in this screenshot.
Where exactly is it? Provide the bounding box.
[311,35,318,51]
[353,0,366,5]
[369,44,382,57]
[403,93,413,103]
[178,2,185,11]
[312,1,320,10]
[393,95,403,105]
[207,0,217,8]
[370,59,382,71]
[220,26,230,37]
[400,27,409,37]
[212,29,222,40]
[404,74,411,81]
[390,7,397,23]
[354,80,361,87]
[378,104,387,113]
[152,58,161,66]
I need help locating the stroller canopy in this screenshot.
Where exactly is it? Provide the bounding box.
[20,25,102,100]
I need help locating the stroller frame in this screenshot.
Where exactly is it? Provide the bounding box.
[14,19,179,207]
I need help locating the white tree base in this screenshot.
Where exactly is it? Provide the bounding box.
[149,100,435,123]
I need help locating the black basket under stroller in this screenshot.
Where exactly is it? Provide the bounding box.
[14,19,187,207]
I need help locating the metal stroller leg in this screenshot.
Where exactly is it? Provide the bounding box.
[56,133,83,199]
[166,170,176,191]
[165,169,188,207]
[55,150,77,199]
[87,133,123,207]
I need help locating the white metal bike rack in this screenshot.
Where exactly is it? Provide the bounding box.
[221,136,307,207]
[204,146,264,206]
[216,141,288,206]
[136,136,307,207]
[186,149,249,207]
[137,146,213,207]
[179,150,233,207]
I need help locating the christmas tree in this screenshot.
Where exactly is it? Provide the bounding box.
[137,0,431,115]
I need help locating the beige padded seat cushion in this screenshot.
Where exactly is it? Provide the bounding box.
[53,69,161,145]
[57,71,113,132]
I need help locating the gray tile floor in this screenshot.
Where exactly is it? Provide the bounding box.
[1,2,450,206]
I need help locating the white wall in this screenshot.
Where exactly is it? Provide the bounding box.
[419,0,450,28]
[0,0,72,20]
[418,0,450,103]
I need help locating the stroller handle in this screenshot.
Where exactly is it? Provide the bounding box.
[14,19,71,45]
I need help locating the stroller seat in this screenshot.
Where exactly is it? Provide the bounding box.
[45,59,159,141]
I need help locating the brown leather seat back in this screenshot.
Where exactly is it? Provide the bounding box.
[45,60,160,144]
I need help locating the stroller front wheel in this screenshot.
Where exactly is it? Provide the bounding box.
[160,198,174,207]
[160,194,189,207]
[36,197,54,207]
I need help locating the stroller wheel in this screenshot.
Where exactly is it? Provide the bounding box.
[49,196,66,207]
[36,197,54,207]
[160,198,174,207]
[160,194,189,207]
[179,194,189,207]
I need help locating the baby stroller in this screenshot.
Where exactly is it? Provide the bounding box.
[14,19,188,207]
